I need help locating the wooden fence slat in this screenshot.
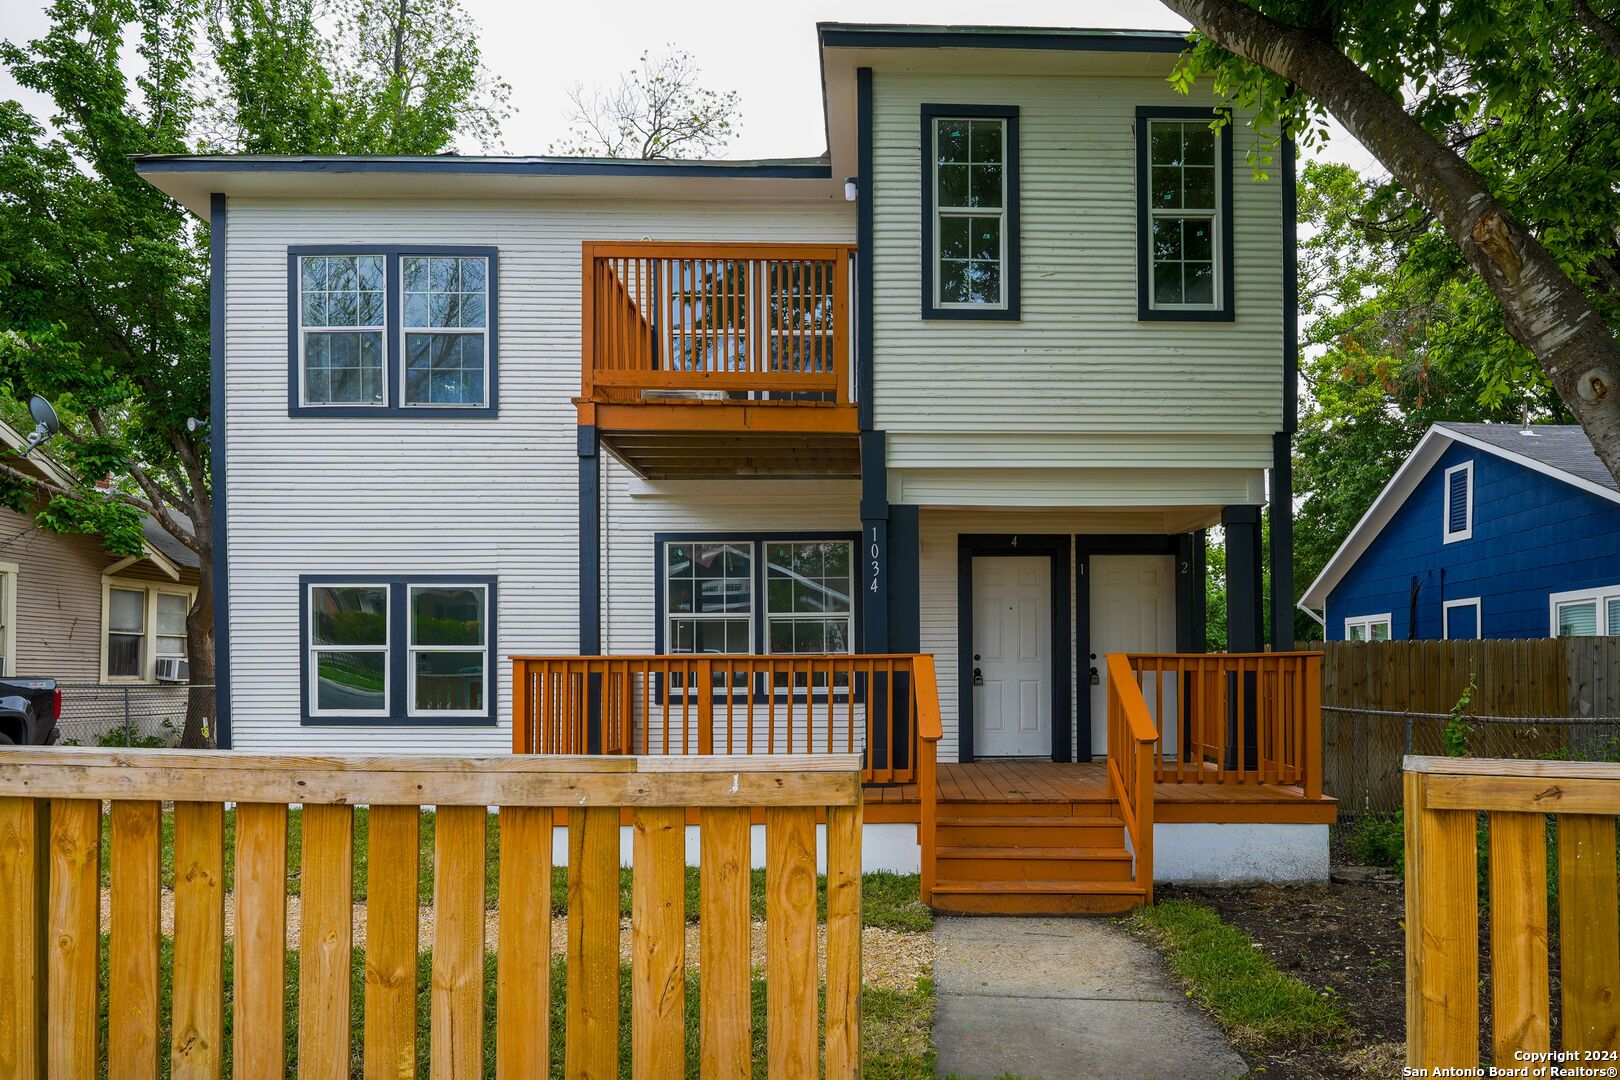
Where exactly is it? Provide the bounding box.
[0,797,46,1080]
[234,803,288,1080]
[300,803,354,1079]
[700,807,751,1080]
[1488,811,1550,1061]
[766,806,818,1080]
[1404,773,1479,1071]
[497,806,553,1080]
[1558,814,1620,1050]
[825,803,863,1080]
[432,806,487,1080]
[365,805,420,1080]
[110,801,162,1080]
[632,807,686,1080]
[48,798,100,1080]
[172,802,226,1080]
[566,805,620,1079]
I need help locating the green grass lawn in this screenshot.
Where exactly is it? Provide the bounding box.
[97,807,933,932]
[1131,900,1347,1048]
[96,935,935,1080]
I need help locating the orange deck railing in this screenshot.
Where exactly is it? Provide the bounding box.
[512,654,936,786]
[1125,651,1323,798]
[1106,654,1159,903]
[581,241,853,405]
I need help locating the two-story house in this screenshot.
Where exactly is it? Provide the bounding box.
[137,22,1333,912]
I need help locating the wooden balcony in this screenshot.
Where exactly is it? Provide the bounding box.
[577,242,859,478]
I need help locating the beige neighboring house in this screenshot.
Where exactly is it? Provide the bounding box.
[0,420,201,740]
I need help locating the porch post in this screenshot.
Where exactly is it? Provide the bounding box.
[861,430,893,771]
[579,425,602,752]
[1269,432,1295,650]
[1223,505,1263,770]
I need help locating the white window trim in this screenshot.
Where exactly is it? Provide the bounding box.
[1442,597,1483,640]
[399,254,490,410]
[100,576,198,684]
[931,117,1009,312]
[1344,613,1393,641]
[1145,118,1225,314]
[307,581,391,718]
[1549,583,1620,637]
[406,583,489,718]
[762,540,856,657]
[663,540,755,656]
[1442,461,1474,543]
[297,254,387,410]
[0,561,18,678]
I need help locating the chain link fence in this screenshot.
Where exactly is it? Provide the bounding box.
[1324,705,1620,815]
[55,684,217,748]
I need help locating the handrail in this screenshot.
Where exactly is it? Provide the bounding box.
[911,655,942,905]
[513,653,932,786]
[580,240,854,406]
[1105,653,1159,903]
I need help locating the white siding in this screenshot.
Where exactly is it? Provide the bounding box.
[223,197,851,752]
[872,71,1284,478]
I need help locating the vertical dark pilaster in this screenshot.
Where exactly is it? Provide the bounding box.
[1223,506,1264,652]
[860,430,889,653]
[578,426,601,752]
[1269,432,1295,650]
[208,193,232,748]
[855,67,875,431]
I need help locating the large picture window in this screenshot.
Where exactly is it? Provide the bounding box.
[765,541,853,654]
[921,104,1019,320]
[1136,108,1234,321]
[288,246,498,416]
[301,575,496,724]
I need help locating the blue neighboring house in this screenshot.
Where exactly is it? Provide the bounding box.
[1301,423,1620,641]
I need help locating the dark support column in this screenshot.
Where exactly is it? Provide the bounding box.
[886,504,919,770]
[1223,505,1263,769]
[578,425,601,752]
[1174,530,1207,761]
[1269,432,1295,650]
[860,430,892,770]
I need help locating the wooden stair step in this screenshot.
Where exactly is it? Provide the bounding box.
[937,814,1125,828]
[938,816,1127,847]
[935,845,1130,861]
[935,846,1134,883]
[929,878,1148,916]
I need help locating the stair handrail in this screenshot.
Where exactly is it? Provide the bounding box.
[1105,653,1159,903]
[913,654,943,906]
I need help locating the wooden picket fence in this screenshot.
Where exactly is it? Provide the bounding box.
[1405,756,1620,1067]
[0,748,864,1080]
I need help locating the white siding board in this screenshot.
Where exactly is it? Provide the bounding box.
[871,73,1284,466]
[224,197,851,753]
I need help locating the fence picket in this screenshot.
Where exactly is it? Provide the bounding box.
[110,801,162,1080]
[172,802,226,1080]
[825,803,863,1080]
[365,805,419,1080]
[497,806,552,1080]
[299,804,354,1079]
[0,797,45,1080]
[632,807,687,1080]
[1558,814,1620,1050]
[432,806,486,1080]
[700,807,752,1080]
[234,803,288,1080]
[48,799,100,1080]
[766,807,818,1079]
[1488,811,1550,1061]
[567,805,620,1079]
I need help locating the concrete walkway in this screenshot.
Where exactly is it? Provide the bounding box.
[932,916,1249,1080]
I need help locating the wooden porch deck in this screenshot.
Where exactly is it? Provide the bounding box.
[863,759,1337,825]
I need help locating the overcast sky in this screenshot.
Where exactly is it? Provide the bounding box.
[0,0,1377,170]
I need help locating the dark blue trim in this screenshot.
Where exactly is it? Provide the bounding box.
[920,104,1021,321]
[818,24,1188,54]
[856,67,876,430]
[208,193,232,748]
[887,505,921,653]
[956,535,1072,763]
[1135,106,1236,323]
[579,427,601,654]
[1282,131,1298,433]
[297,574,498,726]
[860,430,889,654]
[286,245,499,418]
[135,156,831,180]
[1074,534,1183,760]
[1269,432,1294,648]
[1222,506,1264,651]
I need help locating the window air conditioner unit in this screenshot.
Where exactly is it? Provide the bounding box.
[155,657,189,683]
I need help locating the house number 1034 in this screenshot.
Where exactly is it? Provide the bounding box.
[869,526,881,594]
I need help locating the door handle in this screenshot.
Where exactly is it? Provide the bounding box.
[972,667,983,686]
[1089,666,1100,686]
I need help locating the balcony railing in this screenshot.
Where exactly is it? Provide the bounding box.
[512,654,937,785]
[581,242,854,406]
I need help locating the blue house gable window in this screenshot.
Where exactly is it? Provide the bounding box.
[288,245,499,417]
[1443,461,1473,542]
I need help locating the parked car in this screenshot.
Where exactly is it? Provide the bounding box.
[0,678,62,745]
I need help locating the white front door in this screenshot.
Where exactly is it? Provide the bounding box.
[972,556,1052,758]
[1088,554,1177,758]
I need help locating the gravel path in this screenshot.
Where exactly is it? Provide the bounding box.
[99,888,934,992]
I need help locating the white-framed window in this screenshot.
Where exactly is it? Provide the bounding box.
[407,584,488,716]
[307,582,390,716]
[0,561,18,678]
[1145,118,1222,312]
[661,537,857,657]
[1550,584,1620,637]
[1344,614,1393,642]
[664,541,754,655]
[1443,461,1474,543]
[930,114,1009,310]
[1443,597,1482,640]
[402,255,489,407]
[297,254,387,407]
[102,578,198,683]
[764,540,854,655]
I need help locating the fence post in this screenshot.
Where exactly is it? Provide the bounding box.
[1403,768,1480,1071]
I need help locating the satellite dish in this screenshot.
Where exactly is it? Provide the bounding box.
[28,395,60,436]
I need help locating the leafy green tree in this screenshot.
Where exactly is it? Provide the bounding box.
[550,46,741,159]
[1161,0,1620,484]
[1,0,508,746]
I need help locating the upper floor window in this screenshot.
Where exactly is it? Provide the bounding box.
[1443,461,1474,543]
[1136,108,1233,321]
[289,246,498,417]
[921,105,1020,320]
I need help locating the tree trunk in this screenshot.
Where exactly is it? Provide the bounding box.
[1161,0,1620,484]
[181,533,214,749]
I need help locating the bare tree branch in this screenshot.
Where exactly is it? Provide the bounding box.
[549,46,739,159]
